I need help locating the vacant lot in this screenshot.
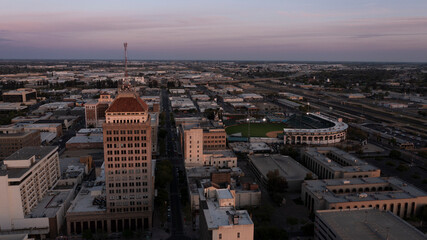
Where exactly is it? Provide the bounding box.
[226,123,287,137]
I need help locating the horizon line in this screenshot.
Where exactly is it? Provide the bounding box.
[0,58,426,64]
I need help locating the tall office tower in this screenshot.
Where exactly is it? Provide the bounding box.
[103,91,154,230]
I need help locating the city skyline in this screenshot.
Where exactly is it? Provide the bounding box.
[1,0,427,62]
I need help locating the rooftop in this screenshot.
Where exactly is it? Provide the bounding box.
[248,154,314,181]
[66,135,103,144]
[284,113,348,133]
[1,146,58,178]
[316,208,426,240]
[27,189,73,218]
[4,146,57,161]
[203,199,253,230]
[67,183,106,213]
[217,189,233,199]
[106,93,148,113]
[304,147,379,173]
[305,177,427,203]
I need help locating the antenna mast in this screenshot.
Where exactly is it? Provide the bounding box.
[124,42,128,80]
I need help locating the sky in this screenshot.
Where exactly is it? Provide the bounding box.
[1,0,427,62]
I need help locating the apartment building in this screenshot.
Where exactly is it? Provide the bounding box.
[0,146,61,236]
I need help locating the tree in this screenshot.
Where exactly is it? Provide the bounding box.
[266,169,288,205]
[255,226,288,240]
[389,150,401,159]
[304,173,314,180]
[82,229,93,240]
[280,146,299,159]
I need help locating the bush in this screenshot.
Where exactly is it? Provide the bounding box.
[396,164,409,172]
[301,223,314,235]
[386,161,395,167]
[389,150,401,159]
[255,226,288,240]
[286,217,299,225]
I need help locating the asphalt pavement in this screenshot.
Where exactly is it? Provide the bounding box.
[161,89,189,240]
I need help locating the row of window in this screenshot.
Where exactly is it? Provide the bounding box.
[106,156,148,161]
[106,142,147,148]
[106,150,148,156]
[109,206,149,213]
[106,130,147,135]
[106,136,147,141]
[107,162,148,168]
[108,182,148,187]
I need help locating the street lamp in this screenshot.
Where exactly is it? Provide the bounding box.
[247,118,250,143]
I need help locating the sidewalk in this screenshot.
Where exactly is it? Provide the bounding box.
[151,208,171,240]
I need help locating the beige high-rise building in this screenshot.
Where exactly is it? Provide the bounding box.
[103,91,154,230]
[180,125,227,168]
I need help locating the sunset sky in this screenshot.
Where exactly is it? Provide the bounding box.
[1,0,426,61]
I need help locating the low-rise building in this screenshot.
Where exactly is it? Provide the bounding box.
[302,177,427,218]
[199,188,254,240]
[0,128,40,160]
[301,147,381,179]
[2,88,37,104]
[248,154,316,191]
[315,208,426,240]
[203,150,237,168]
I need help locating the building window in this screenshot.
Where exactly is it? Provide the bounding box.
[237,232,240,238]
[219,234,222,239]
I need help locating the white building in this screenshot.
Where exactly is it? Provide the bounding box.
[199,188,254,240]
[0,146,64,237]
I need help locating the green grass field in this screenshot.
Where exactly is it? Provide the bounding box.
[225,123,287,137]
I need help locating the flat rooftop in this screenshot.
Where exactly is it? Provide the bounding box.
[27,189,73,218]
[203,199,253,230]
[204,149,236,158]
[66,135,103,144]
[67,184,106,213]
[316,208,426,240]
[304,147,379,173]
[4,146,57,161]
[305,177,427,203]
[217,189,233,199]
[248,154,314,181]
